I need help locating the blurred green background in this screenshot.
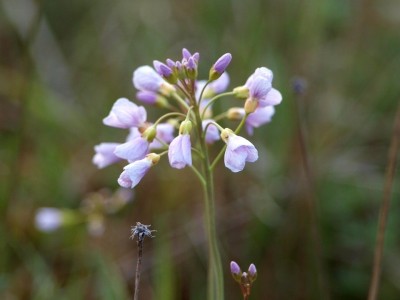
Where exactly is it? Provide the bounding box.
[1,0,399,299]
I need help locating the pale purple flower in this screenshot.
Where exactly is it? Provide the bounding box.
[168,134,192,169]
[114,136,149,162]
[213,53,232,74]
[230,261,241,275]
[93,143,121,168]
[245,67,282,107]
[202,120,220,144]
[149,123,175,149]
[166,58,176,68]
[103,98,147,129]
[35,208,62,232]
[118,157,152,188]
[222,129,258,172]
[246,106,275,135]
[133,66,167,92]
[136,90,158,105]
[126,127,141,141]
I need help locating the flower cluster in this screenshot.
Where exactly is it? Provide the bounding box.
[230,261,258,298]
[93,48,282,188]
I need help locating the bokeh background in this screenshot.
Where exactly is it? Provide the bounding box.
[1,0,400,299]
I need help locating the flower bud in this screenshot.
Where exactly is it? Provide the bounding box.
[227,108,245,120]
[179,120,192,135]
[185,57,198,79]
[147,153,160,165]
[244,98,258,114]
[209,53,232,81]
[233,86,249,98]
[248,263,257,283]
[142,125,157,142]
[230,261,242,282]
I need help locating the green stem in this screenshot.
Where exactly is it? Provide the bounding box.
[193,102,224,300]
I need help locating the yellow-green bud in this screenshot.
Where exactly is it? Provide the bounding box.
[220,128,234,143]
[227,107,245,120]
[233,86,249,98]
[147,153,160,165]
[142,125,157,142]
[179,120,192,135]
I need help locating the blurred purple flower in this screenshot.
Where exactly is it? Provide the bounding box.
[35,208,62,232]
[149,123,175,149]
[103,98,147,129]
[168,134,192,169]
[202,120,220,144]
[248,263,257,277]
[93,143,121,168]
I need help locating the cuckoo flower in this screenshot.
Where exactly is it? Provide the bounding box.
[209,53,232,80]
[103,98,147,129]
[221,128,258,172]
[93,143,122,168]
[114,136,150,162]
[133,66,176,95]
[118,153,160,188]
[245,67,282,108]
[168,120,192,169]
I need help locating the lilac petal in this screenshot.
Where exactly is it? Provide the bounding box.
[93,143,121,168]
[166,59,176,68]
[103,98,147,128]
[159,63,173,77]
[187,57,197,70]
[213,53,232,74]
[114,137,149,162]
[168,134,192,169]
[136,90,158,105]
[149,123,175,149]
[254,67,273,81]
[126,127,141,141]
[118,158,152,188]
[246,106,275,135]
[208,72,230,94]
[202,120,220,144]
[250,76,272,100]
[133,66,164,92]
[182,48,192,60]
[153,60,162,73]
[192,52,200,62]
[224,134,258,172]
[258,88,282,107]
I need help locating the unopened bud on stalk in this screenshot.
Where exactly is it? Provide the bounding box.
[227,108,245,120]
[233,86,249,98]
[209,53,232,81]
[248,263,257,283]
[230,261,242,282]
[142,125,157,142]
[179,120,192,135]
